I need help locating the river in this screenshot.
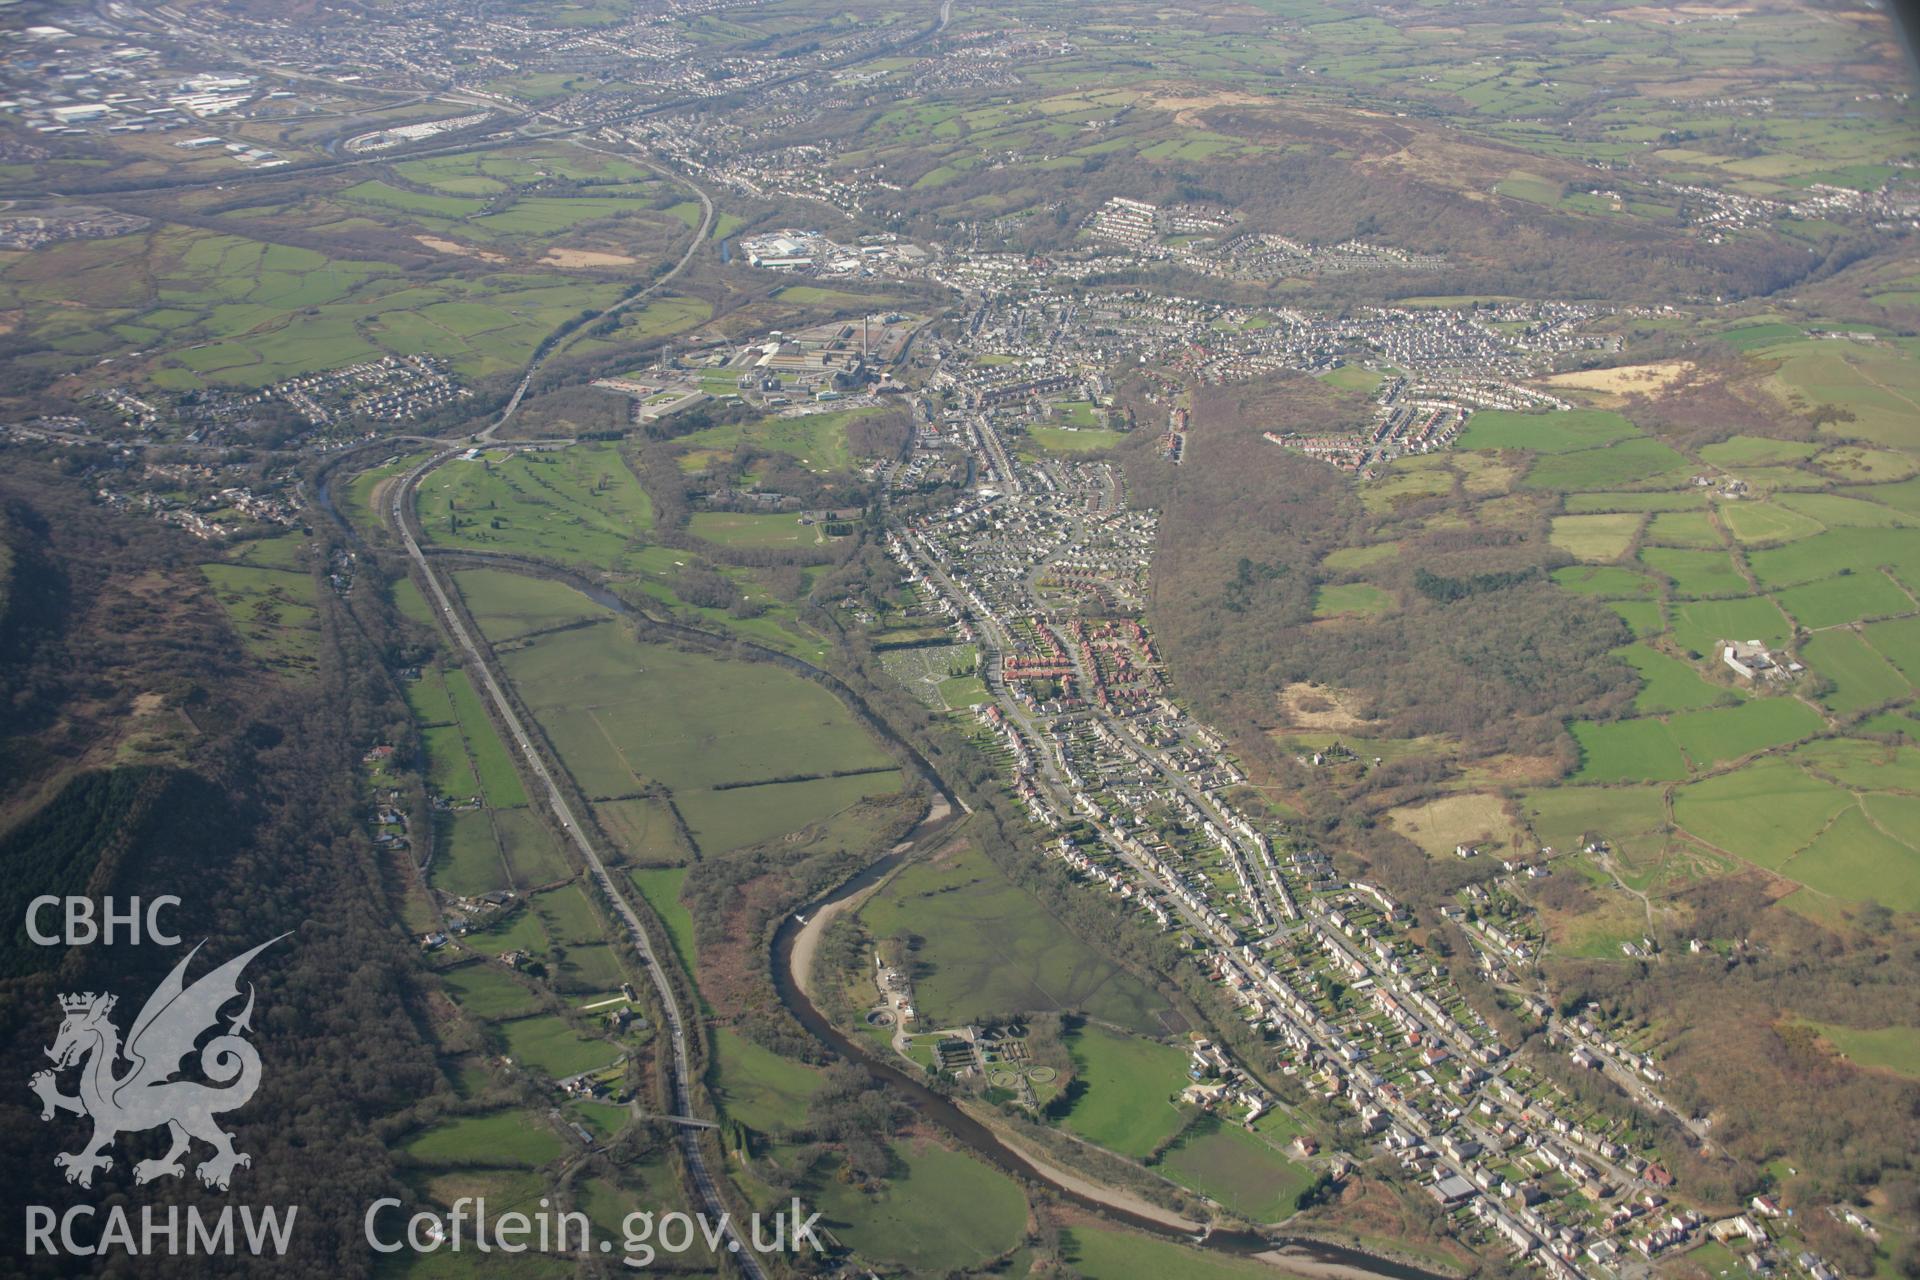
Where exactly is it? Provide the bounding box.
[308,498,1458,1280]
[769,812,1459,1280]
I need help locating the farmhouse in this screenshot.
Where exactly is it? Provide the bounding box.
[1722,638,1784,681]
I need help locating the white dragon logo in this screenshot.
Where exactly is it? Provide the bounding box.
[30,936,284,1192]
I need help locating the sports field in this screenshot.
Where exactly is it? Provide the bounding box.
[1029,426,1128,453]
[676,406,891,474]
[687,511,821,548]
[1158,1115,1316,1224]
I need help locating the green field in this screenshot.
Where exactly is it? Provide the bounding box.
[445,667,529,807]
[531,884,604,944]
[1802,630,1912,713]
[1673,760,1854,872]
[1618,644,1739,714]
[1793,738,1920,791]
[0,139,691,387]
[1523,785,1670,868]
[406,665,459,726]
[1313,583,1395,617]
[1764,342,1920,449]
[1457,409,1636,453]
[1668,597,1792,660]
[1864,616,1920,686]
[1050,399,1106,426]
[1720,501,1825,547]
[1552,565,1660,599]
[627,866,698,980]
[1798,1021,1920,1080]
[1526,438,1692,491]
[344,451,432,536]
[774,284,899,307]
[1778,804,1920,912]
[1608,600,1665,638]
[199,548,321,674]
[1748,528,1920,591]
[432,810,510,897]
[421,445,654,572]
[1664,697,1824,768]
[452,568,605,640]
[676,771,901,854]
[1158,1115,1316,1224]
[710,1027,825,1133]
[494,808,572,883]
[595,796,684,864]
[1057,1023,1189,1158]
[1028,425,1128,453]
[1319,366,1383,393]
[1570,717,1688,783]
[462,907,551,958]
[1701,436,1820,468]
[1565,490,1705,514]
[479,599,899,853]
[423,724,481,800]
[392,576,438,627]
[403,1110,565,1166]
[677,406,889,474]
[803,1138,1028,1273]
[1551,513,1642,562]
[857,843,1173,1034]
[497,1013,620,1079]
[1780,491,1913,528]
[5,220,641,389]
[687,511,820,548]
[551,943,626,992]
[1773,572,1913,629]
[443,962,543,1019]
[1322,542,1398,572]
[1638,548,1748,599]
[1643,511,1723,548]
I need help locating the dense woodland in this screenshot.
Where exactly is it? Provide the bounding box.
[1121,399,1634,768]
[0,462,442,1274]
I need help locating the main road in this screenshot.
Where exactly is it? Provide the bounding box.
[478,140,712,443]
[381,135,736,1265]
[389,465,763,1278]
